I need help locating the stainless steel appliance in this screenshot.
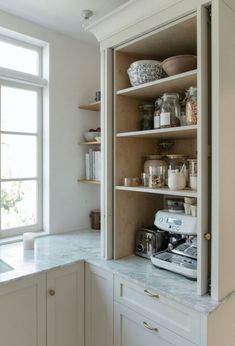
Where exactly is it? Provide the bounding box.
[151,210,197,279]
[135,226,169,259]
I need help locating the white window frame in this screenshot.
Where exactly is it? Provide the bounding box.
[0,34,47,238]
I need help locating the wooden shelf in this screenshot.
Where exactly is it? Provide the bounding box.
[78,101,101,112]
[79,141,101,145]
[115,185,197,198]
[78,179,100,185]
[116,70,197,100]
[116,125,197,140]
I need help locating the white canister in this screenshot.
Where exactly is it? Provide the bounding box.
[23,232,35,250]
[189,174,197,190]
[168,171,186,191]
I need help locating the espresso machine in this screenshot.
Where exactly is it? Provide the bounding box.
[150,210,198,280]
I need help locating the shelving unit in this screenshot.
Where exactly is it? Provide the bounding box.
[111,12,209,296]
[78,179,100,185]
[78,101,101,112]
[116,69,197,99]
[79,141,101,146]
[115,186,197,198]
[78,100,101,186]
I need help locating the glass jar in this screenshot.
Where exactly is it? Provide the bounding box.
[149,166,166,188]
[153,98,162,129]
[144,155,167,174]
[138,104,154,130]
[186,86,197,125]
[188,159,197,175]
[167,154,189,185]
[160,93,181,128]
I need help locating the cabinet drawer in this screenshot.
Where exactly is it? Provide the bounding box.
[114,277,200,345]
[114,302,196,346]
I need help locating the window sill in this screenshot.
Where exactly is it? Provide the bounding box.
[0,230,49,246]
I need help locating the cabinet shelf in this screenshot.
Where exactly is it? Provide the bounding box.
[116,70,197,100]
[78,179,100,185]
[115,185,197,198]
[116,125,197,140]
[78,101,101,112]
[79,141,101,146]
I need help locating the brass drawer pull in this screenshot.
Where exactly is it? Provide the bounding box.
[49,289,55,296]
[143,321,159,332]
[144,289,159,299]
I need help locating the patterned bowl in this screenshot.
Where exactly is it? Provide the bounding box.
[127,60,166,87]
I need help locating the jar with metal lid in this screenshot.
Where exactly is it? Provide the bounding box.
[186,86,197,125]
[138,104,154,130]
[144,155,167,174]
[167,154,189,184]
[160,93,181,128]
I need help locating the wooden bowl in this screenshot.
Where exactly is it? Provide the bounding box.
[162,55,197,76]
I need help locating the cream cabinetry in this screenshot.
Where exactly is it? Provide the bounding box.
[0,273,46,346]
[47,262,84,346]
[114,302,196,346]
[85,263,114,346]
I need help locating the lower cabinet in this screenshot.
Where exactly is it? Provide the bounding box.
[47,262,84,346]
[114,302,196,346]
[0,273,46,346]
[85,263,114,346]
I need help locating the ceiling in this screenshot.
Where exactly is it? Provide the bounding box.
[0,0,129,45]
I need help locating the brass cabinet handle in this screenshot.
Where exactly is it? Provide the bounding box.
[204,233,211,241]
[144,289,159,299]
[143,321,159,332]
[49,289,55,296]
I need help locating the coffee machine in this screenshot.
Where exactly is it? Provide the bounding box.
[150,210,197,280]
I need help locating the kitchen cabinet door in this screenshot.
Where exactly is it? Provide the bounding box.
[114,302,196,346]
[85,263,114,346]
[0,273,46,346]
[47,261,84,346]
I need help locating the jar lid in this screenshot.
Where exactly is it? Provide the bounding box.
[162,93,180,99]
[166,154,188,159]
[138,104,154,111]
[146,155,163,160]
[188,158,197,162]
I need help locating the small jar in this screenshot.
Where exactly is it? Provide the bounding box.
[149,166,166,188]
[160,93,181,128]
[144,155,167,174]
[138,104,154,130]
[90,209,101,230]
[188,159,197,190]
[153,98,162,129]
[186,86,197,125]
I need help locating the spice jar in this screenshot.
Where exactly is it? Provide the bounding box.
[138,104,154,130]
[188,159,197,190]
[153,98,162,129]
[186,86,197,125]
[160,93,181,128]
[188,159,197,175]
[144,155,167,174]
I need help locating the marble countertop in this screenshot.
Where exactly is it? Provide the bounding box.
[0,230,222,314]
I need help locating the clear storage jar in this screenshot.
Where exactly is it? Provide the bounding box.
[153,98,162,129]
[186,86,197,125]
[138,104,154,130]
[167,154,189,185]
[160,93,181,128]
[144,155,167,174]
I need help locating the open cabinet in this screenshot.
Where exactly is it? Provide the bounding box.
[111,10,210,296]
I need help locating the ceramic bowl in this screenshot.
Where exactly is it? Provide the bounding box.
[127,60,166,86]
[83,131,100,142]
[161,55,197,76]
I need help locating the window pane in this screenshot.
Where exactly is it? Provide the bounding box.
[0,40,39,75]
[1,135,37,179]
[1,180,37,230]
[1,86,38,133]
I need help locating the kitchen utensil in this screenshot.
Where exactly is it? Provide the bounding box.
[161,55,197,76]
[127,60,165,86]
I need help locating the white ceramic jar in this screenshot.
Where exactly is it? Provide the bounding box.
[168,171,186,190]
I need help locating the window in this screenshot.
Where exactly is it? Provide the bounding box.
[0,34,46,237]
